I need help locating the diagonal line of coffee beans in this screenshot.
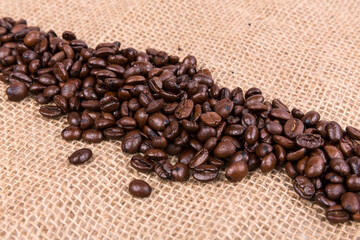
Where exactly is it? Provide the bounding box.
[1,17,360,224]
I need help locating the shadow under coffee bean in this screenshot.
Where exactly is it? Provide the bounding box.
[1,16,360,221]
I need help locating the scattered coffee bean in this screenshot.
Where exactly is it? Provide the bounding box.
[68,148,92,165]
[129,179,152,198]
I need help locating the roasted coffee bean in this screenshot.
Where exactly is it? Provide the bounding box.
[266,121,283,135]
[347,156,360,175]
[6,81,27,101]
[325,172,344,184]
[346,174,360,192]
[82,129,103,143]
[270,108,291,121]
[174,99,194,119]
[346,126,360,141]
[325,183,346,200]
[67,112,81,126]
[224,124,245,136]
[39,105,62,118]
[189,148,209,169]
[213,141,236,158]
[324,145,343,160]
[171,163,189,182]
[255,143,273,158]
[100,95,119,112]
[245,87,261,99]
[130,155,154,173]
[285,162,298,179]
[330,158,350,176]
[304,155,325,178]
[302,111,320,126]
[326,205,350,223]
[315,190,337,208]
[193,164,218,182]
[293,176,315,199]
[67,148,93,165]
[129,179,151,198]
[148,112,169,131]
[326,121,343,143]
[244,125,259,145]
[273,135,295,149]
[341,192,360,214]
[284,118,304,138]
[225,161,248,182]
[196,125,216,142]
[145,149,168,161]
[260,153,277,173]
[61,126,82,140]
[214,98,233,118]
[295,133,323,149]
[200,112,222,127]
[121,131,142,154]
[145,98,164,114]
[286,148,307,162]
[154,160,172,179]
[178,150,195,165]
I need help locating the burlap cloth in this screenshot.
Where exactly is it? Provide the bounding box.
[1,0,360,239]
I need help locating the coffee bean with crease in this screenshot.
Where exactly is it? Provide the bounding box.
[130,155,154,173]
[154,160,172,179]
[193,164,218,182]
[293,176,315,199]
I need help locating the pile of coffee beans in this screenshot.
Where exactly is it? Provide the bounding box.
[1,17,360,222]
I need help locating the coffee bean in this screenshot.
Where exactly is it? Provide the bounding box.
[295,133,324,149]
[330,158,350,176]
[193,164,218,182]
[213,141,236,159]
[260,153,277,173]
[174,99,194,119]
[346,174,360,192]
[255,143,273,158]
[326,205,350,223]
[130,155,154,173]
[285,162,298,179]
[6,81,27,101]
[148,112,169,131]
[225,161,248,182]
[325,172,344,184]
[178,150,195,165]
[61,126,82,140]
[286,148,307,162]
[302,111,320,126]
[145,149,168,161]
[284,118,304,138]
[39,105,63,118]
[82,129,103,143]
[304,155,325,178]
[200,112,222,127]
[293,176,315,199]
[122,131,142,154]
[171,163,189,182]
[315,190,337,208]
[154,160,172,179]
[68,148,92,165]
[270,108,292,121]
[346,126,360,140]
[189,148,209,169]
[325,183,346,200]
[244,125,259,145]
[326,121,343,143]
[341,192,360,214]
[273,135,296,149]
[214,98,233,118]
[129,179,152,198]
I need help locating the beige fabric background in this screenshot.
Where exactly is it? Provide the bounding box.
[1,0,360,239]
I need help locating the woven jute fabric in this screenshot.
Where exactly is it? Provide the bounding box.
[1,0,360,239]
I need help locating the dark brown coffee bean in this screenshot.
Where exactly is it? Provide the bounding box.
[305,155,325,178]
[285,162,298,179]
[347,156,360,175]
[245,87,261,99]
[148,113,169,131]
[330,158,350,176]
[325,183,346,200]
[129,179,151,198]
[213,141,236,159]
[154,160,172,179]
[225,161,248,182]
[200,112,222,127]
[130,155,154,173]
[145,98,164,114]
[293,176,315,199]
[203,137,217,152]
[11,72,32,83]
[189,148,209,169]
[171,163,189,182]
[224,124,245,136]
[35,93,51,104]
[68,148,92,165]
[326,121,343,143]
[346,174,360,192]
[255,143,273,157]
[53,94,68,113]
[67,112,81,126]
[139,140,152,153]
[61,126,82,140]
[100,95,119,112]
[302,110,320,126]
[325,172,344,184]
[178,150,195,165]
[6,81,27,101]
[260,153,277,173]
[341,192,360,214]
[324,145,344,160]
[213,98,233,118]
[103,127,124,140]
[315,190,337,208]
[43,85,60,98]
[270,108,291,121]
[196,125,216,142]
[326,205,350,223]
[273,144,286,164]
[174,99,194,119]
[286,148,307,162]
[315,121,329,138]
[295,133,324,149]
[145,149,168,161]
[284,118,304,138]
[193,164,218,182]
[122,131,142,153]
[82,129,103,143]
[347,126,360,141]
[39,105,62,118]
[266,121,283,135]
[272,135,295,149]
[244,125,259,145]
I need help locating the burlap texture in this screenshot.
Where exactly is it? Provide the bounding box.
[1,0,360,239]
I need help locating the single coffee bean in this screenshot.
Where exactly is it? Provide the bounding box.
[255,143,273,157]
[295,133,324,149]
[121,131,142,154]
[174,99,194,119]
[284,118,304,138]
[145,149,168,161]
[214,98,233,118]
[130,155,154,173]
[302,110,320,126]
[39,105,63,118]
[6,81,27,101]
[285,162,298,179]
[244,125,259,145]
[324,172,344,184]
[225,161,248,182]
[346,174,360,192]
[293,176,315,199]
[304,155,325,178]
[154,160,172,179]
[315,121,329,138]
[189,148,209,169]
[61,126,82,140]
[103,127,124,140]
[129,179,152,198]
[315,190,337,208]
[171,163,189,182]
[348,156,360,175]
[193,164,218,182]
[325,183,346,200]
[213,141,236,159]
[148,112,169,131]
[326,205,350,223]
[330,158,350,176]
[178,150,195,165]
[67,112,81,126]
[270,108,291,121]
[273,135,296,149]
[266,121,283,135]
[341,192,360,214]
[346,126,360,140]
[82,129,103,143]
[200,112,222,127]
[68,148,92,165]
[260,153,277,173]
[326,121,343,143]
[324,145,344,160]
